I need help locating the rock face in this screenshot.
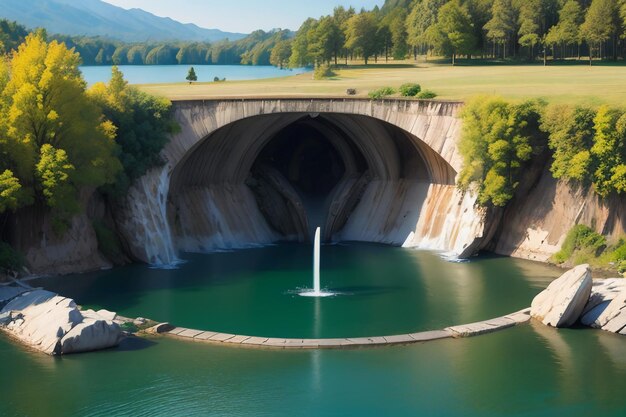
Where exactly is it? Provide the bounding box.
[492,168,626,262]
[531,264,592,327]
[0,289,123,355]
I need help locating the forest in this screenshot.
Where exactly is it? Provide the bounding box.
[4,1,626,67]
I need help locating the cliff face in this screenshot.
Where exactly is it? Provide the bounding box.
[6,203,110,276]
[491,166,626,262]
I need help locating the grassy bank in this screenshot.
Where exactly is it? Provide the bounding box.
[139,62,626,107]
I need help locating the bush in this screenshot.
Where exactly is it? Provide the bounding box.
[0,241,25,272]
[399,83,421,97]
[417,90,437,99]
[346,88,357,96]
[314,64,336,80]
[553,224,606,264]
[368,87,396,100]
[93,220,124,262]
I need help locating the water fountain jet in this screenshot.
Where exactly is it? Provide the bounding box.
[299,227,334,297]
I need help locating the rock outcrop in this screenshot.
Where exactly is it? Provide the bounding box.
[493,168,626,262]
[0,289,123,355]
[531,264,592,327]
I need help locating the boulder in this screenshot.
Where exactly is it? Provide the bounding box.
[582,279,626,316]
[60,319,122,354]
[582,290,626,333]
[0,289,123,355]
[531,264,592,328]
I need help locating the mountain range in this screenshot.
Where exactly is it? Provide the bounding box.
[0,0,247,42]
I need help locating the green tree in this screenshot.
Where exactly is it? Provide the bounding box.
[186,66,198,83]
[545,0,584,60]
[345,12,379,64]
[0,170,22,213]
[406,0,447,58]
[88,67,178,195]
[580,0,618,64]
[517,0,543,59]
[458,96,545,207]
[484,0,518,58]
[436,0,476,65]
[541,104,596,181]
[0,33,121,222]
[290,18,317,67]
[270,39,293,68]
[591,106,626,195]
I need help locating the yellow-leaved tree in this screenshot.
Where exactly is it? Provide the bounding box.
[0,31,121,227]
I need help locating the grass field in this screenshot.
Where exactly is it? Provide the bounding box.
[139,62,626,107]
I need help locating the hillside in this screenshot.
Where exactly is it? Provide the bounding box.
[0,0,247,42]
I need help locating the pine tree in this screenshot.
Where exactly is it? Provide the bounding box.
[186,66,198,83]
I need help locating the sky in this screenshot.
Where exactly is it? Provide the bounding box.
[102,0,385,33]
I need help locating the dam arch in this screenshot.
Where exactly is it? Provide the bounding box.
[116,98,488,265]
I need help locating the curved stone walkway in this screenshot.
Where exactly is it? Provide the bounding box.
[158,308,532,349]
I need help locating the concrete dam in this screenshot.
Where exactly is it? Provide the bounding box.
[116,98,489,265]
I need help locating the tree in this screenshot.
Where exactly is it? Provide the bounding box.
[186,66,198,83]
[290,18,317,68]
[270,39,292,68]
[541,104,596,181]
[88,67,178,196]
[545,0,584,60]
[345,12,379,64]
[518,0,543,60]
[0,33,121,223]
[591,106,626,195]
[484,0,518,58]
[436,0,476,65]
[0,170,22,213]
[458,97,545,206]
[406,0,447,58]
[581,0,618,64]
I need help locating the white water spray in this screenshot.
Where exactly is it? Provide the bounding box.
[299,227,334,297]
[313,227,321,293]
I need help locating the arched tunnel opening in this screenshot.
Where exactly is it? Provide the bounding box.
[168,113,457,252]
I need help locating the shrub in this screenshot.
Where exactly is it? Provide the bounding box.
[553,224,606,264]
[399,83,421,97]
[346,88,357,96]
[0,241,25,272]
[368,87,396,100]
[314,64,336,80]
[417,90,437,99]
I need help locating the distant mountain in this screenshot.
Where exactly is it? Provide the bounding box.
[0,0,247,42]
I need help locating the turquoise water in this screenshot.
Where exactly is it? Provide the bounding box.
[2,324,626,416]
[79,65,310,86]
[36,244,559,338]
[3,244,626,416]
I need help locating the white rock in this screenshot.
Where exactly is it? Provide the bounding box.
[60,319,122,354]
[584,291,626,332]
[531,264,592,328]
[1,290,122,355]
[582,278,626,316]
[96,309,117,321]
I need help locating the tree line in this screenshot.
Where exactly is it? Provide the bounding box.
[284,0,626,66]
[458,96,626,208]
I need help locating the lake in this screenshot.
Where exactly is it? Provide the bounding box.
[3,245,626,417]
[79,65,310,86]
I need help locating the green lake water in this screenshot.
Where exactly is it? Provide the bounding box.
[2,244,626,416]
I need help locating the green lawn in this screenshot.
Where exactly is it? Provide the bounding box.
[138,62,626,107]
